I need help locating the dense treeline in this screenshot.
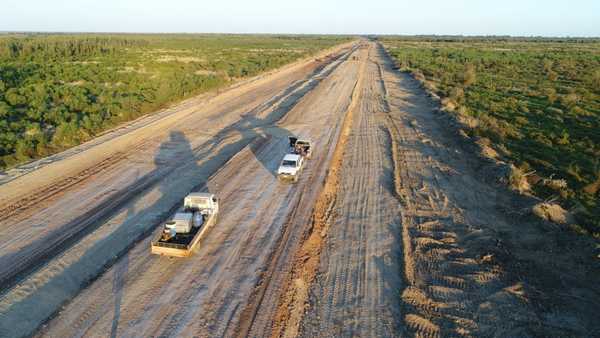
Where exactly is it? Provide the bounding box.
[0,34,349,169]
[383,37,600,236]
[0,36,148,59]
[377,35,600,43]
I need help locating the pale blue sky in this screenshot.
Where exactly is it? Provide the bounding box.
[2,0,599,36]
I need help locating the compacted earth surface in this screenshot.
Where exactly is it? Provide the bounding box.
[0,40,598,338]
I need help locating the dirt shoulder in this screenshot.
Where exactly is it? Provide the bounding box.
[377,42,600,337]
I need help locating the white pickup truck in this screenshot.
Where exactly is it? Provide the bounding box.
[277,153,304,182]
[151,192,219,257]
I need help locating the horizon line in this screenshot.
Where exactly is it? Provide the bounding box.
[1,30,599,39]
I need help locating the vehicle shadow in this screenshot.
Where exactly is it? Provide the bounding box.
[110,238,129,338]
[100,49,355,333]
[0,132,202,337]
[110,131,206,338]
[201,49,351,177]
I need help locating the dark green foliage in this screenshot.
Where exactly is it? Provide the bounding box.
[382,37,600,237]
[0,33,348,169]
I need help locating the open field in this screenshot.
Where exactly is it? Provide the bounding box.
[382,37,600,237]
[0,34,349,169]
[0,38,598,338]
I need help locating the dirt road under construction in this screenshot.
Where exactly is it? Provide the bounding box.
[0,40,598,338]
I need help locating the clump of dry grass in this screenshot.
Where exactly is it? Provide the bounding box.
[440,97,457,112]
[543,177,568,191]
[456,114,479,129]
[462,63,476,87]
[508,165,531,194]
[412,69,426,82]
[583,173,600,196]
[532,202,572,224]
[475,137,500,159]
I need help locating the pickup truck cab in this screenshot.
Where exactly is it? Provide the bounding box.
[277,153,304,182]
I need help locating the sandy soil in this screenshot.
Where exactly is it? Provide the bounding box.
[298,44,405,337]
[293,43,600,337]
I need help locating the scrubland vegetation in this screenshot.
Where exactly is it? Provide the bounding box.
[383,37,600,236]
[0,34,348,169]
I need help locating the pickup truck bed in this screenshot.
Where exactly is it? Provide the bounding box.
[151,213,217,257]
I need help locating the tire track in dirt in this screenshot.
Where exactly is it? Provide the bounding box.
[131,49,356,337]
[127,138,284,337]
[117,47,357,338]
[296,42,404,338]
[0,151,129,222]
[376,43,542,337]
[268,43,369,338]
[98,53,356,336]
[224,45,364,338]
[380,43,600,337]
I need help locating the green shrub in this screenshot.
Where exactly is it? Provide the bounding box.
[0,34,350,169]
